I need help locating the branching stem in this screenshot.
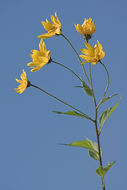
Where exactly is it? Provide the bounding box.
[30,83,94,122]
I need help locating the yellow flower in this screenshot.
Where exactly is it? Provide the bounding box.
[27,40,51,72]
[38,12,62,39]
[80,41,105,65]
[15,70,29,94]
[75,18,95,39]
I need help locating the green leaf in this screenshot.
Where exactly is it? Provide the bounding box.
[65,140,92,149]
[82,81,93,97]
[87,138,102,160]
[97,94,118,108]
[74,81,93,97]
[53,110,94,122]
[88,150,99,160]
[99,100,121,135]
[74,85,83,88]
[63,138,102,161]
[96,161,115,178]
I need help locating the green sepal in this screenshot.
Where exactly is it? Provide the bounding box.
[98,100,121,135]
[63,138,102,161]
[52,110,94,122]
[96,161,115,178]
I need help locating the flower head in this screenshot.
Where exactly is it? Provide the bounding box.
[15,70,29,94]
[38,12,62,39]
[75,18,95,40]
[80,41,105,65]
[27,40,51,72]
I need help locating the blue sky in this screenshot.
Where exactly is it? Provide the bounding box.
[0,0,127,189]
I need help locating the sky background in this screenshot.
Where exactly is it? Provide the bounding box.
[0,0,127,189]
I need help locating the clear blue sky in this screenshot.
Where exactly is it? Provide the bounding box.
[1,0,127,189]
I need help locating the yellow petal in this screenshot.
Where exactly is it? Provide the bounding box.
[80,54,89,60]
[38,32,55,39]
[55,12,61,25]
[100,51,105,60]
[85,42,92,50]
[92,61,97,65]
[31,62,47,72]
[80,48,90,56]
[97,40,102,51]
[75,24,83,34]
[51,15,57,25]
[16,79,22,83]
[38,56,49,63]
[81,61,87,65]
[39,40,45,52]
[27,62,40,66]
[41,21,53,31]
[88,17,92,23]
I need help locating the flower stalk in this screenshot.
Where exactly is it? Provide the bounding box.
[30,83,94,122]
[97,61,109,109]
[60,33,91,86]
[52,60,82,82]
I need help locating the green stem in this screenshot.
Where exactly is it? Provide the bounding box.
[30,83,94,122]
[97,61,109,109]
[89,63,96,105]
[52,60,82,82]
[100,61,109,98]
[88,64,106,190]
[60,33,90,85]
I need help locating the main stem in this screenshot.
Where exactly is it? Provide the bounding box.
[94,109,105,190]
[89,64,105,190]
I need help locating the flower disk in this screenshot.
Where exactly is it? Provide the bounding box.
[15,70,29,94]
[75,18,96,37]
[38,12,62,39]
[27,40,50,72]
[80,41,105,65]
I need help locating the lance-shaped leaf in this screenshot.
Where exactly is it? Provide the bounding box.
[96,161,115,178]
[53,110,94,122]
[63,138,102,161]
[97,94,118,108]
[82,81,93,97]
[98,100,121,135]
[74,85,83,88]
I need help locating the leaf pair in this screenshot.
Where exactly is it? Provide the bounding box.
[62,138,102,161]
[96,161,115,179]
[62,138,115,177]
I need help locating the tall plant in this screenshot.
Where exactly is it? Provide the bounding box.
[15,13,120,190]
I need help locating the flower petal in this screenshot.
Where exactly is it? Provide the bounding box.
[38,32,55,39]
[41,21,53,31]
